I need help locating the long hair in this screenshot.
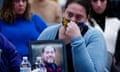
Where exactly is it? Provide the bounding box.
[90,0,114,17]
[88,0,114,27]
[0,0,31,24]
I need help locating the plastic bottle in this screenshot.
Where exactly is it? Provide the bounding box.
[20,56,31,72]
[34,56,47,72]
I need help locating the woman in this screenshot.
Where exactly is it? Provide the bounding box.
[89,0,120,71]
[0,0,47,57]
[38,0,107,72]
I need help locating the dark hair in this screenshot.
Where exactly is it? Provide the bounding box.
[0,0,31,24]
[64,0,90,16]
[42,46,56,54]
[88,0,115,27]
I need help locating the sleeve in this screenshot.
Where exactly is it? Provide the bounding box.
[33,14,48,34]
[0,33,22,72]
[37,27,55,40]
[37,24,60,40]
[37,28,50,40]
[71,30,107,72]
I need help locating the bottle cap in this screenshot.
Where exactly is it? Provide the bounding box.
[23,56,28,60]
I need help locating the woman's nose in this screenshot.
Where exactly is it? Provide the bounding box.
[96,1,102,7]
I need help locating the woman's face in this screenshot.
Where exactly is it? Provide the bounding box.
[13,0,27,15]
[64,2,88,23]
[91,0,107,14]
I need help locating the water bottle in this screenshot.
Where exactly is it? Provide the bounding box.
[20,56,31,72]
[34,56,47,72]
[0,49,2,62]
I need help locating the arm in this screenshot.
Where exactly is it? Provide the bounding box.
[37,24,60,40]
[0,33,22,72]
[32,14,48,33]
[71,29,107,72]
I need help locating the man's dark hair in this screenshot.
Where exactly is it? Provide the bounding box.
[42,46,56,54]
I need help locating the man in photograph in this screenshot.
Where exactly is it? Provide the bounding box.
[41,45,62,72]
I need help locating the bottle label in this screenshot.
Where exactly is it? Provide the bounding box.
[20,67,31,72]
[33,68,47,72]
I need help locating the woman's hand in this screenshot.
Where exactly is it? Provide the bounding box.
[65,21,81,39]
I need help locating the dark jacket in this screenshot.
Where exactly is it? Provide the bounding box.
[45,62,62,72]
[0,33,22,72]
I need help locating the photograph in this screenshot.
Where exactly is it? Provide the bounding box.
[29,40,67,72]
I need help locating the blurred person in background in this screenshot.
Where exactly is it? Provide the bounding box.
[88,0,120,71]
[52,0,58,3]
[0,0,47,57]
[31,0,62,26]
[58,0,67,14]
[0,33,21,72]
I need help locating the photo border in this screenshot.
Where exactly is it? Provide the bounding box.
[29,40,67,72]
